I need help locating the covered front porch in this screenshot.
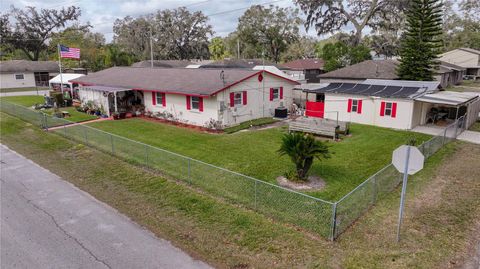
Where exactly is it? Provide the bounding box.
[78,85,145,117]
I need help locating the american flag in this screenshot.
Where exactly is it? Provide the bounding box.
[59,45,80,59]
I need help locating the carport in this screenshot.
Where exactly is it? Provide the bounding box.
[416,91,480,128]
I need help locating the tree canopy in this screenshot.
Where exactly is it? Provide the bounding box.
[1,6,82,61]
[236,5,302,63]
[295,0,408,45]
[322,41,372,72]
[397,0,443,81]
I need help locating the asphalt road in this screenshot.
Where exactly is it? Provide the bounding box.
[0,145,212,269]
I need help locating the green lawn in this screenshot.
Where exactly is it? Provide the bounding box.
[0,95,45,107]
[0,86,49,93]
[2,112,478,268]
[469,121,480,132]
[88,118,431,200]
[223,117,278,133]
[1,95,97,123]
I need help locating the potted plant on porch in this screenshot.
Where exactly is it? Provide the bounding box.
[112,112,120,120]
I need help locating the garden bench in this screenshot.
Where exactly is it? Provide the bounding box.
[289,121,338,139]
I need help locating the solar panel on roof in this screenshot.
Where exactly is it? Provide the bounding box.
[303,82,423,99]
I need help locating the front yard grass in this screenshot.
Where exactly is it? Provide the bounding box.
[1,95,97,123]
[1,112,478,268]
[469,121,480,132]
[0,86,48,93]
[88,117,431,201]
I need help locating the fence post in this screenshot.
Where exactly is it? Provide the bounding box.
[330,202,338,241]
[83,126,88,144]
[63,122,67,137]
[145,144,149,167]
[110,134,115,154]
[187,158,191,183]
[372,176,377,204]
[442,128,447,146]
[454,119,459,138]
[254,180,258,210]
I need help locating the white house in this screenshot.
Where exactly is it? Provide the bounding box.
[70,67,299,128]
[0,60,59,89]
[439,48,480,79]
[301,81,480,130]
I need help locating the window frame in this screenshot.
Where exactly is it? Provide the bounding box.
[14,73,25,80]
[191,96,200,110]
[155,92,164,106]
[272,88,280,100]
[384,102,393,116]
[351,99,358,112]
[233,92,243,106]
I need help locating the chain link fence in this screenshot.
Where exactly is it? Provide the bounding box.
[0,100,465,240]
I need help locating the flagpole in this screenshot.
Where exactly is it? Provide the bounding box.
[57,44,64,100]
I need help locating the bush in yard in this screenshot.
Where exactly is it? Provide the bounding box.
[278,132,331,181]
[49,91,64,107]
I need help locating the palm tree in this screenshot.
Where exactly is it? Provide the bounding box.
[278,132,331,180]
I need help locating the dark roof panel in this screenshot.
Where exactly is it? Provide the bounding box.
[303,82,424,99]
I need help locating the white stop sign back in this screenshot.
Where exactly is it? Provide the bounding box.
[392,145,425,175]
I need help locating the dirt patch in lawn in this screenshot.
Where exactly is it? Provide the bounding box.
[276,175,326,190]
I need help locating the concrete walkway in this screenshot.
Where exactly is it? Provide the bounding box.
[47,117,112,131]
[0,145,212,269]
[411,125,446,136]
[457,130,480,144]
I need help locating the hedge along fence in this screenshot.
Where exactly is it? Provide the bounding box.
[0,100,464,240]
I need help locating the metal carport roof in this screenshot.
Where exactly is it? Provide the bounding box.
[415,91,479,106]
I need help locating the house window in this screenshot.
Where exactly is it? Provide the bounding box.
[351,99,358,112]
[191,96,200,110]
[272,88,279,100]
[156,93,163,106]
[15,74,24,80]
[316,93,325,102]
[234,92,243,106]
[384,102,392,116]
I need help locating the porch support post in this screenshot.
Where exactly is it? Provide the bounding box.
[455,105,459,120]
[114,91,118,113]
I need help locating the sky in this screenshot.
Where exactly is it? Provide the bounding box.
[1,0,323,42]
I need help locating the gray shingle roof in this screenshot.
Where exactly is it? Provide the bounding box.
[280,58,325,70]
[70,66,278,96]
[131,60,193,68]
[319,59,399,80]
[0,60,59,73]
[199,59,277,69]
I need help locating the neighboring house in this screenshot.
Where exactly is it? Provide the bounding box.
[131,60,193,68]
[439,48,480,79]
[49,73,85,98]
[318,59,463,88]
[0,60,59,89]
[70,67,299,128]
[280,58,325,83]
[300,81,480,130]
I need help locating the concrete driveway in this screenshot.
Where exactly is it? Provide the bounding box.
[1,90,50,97]
[0,145,212,269]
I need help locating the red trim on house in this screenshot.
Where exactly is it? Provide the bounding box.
[230,92,235,107]
[269,88,274,101]
[152,92,156,105]
[380,101,386,116]
[357,100,362,114]
[347,99,352,112]
[136,88,209,98]
[199,97,204,112]
[280,87,283,99]
[186,96,191,110]
[161,93,166,106]
[243,91,247,105]
[391,102,397,118]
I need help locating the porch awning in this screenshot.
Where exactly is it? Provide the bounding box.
[83,85,132,93]
[415,91,479,106]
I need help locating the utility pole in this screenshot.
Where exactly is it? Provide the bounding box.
[150,28,154,68]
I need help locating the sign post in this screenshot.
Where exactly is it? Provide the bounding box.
[392,145,425,242]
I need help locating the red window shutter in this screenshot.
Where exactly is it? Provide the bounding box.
[186,96,191,110]
[347,99,352,112]
[380,101,386,116]
[230,92,235,107]
[152,92,156,105]
[162,93,166,107]
[243,91,247,105]
[199,97,204,112]
[269,88,273,101]
[391,102,397,118]
[357,100,362,114]
[280,87,283,99]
